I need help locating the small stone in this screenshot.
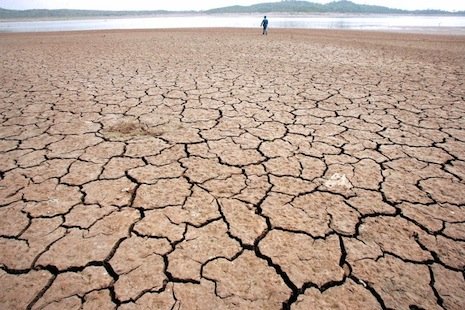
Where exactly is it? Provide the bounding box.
[324,173,352,189]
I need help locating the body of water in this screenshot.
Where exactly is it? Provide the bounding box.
[1,15,465,34]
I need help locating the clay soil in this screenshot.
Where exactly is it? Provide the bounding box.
[1,28,465,309]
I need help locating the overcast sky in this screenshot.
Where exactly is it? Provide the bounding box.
[1,0,464,12]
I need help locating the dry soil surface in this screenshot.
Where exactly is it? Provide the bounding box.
[1,28,465,309]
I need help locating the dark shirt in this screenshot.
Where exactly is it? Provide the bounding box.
[261,19,268,28]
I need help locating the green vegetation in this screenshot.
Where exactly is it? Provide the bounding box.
[0,8,192,19]
[1,1,463,19]
[205,1,464,15]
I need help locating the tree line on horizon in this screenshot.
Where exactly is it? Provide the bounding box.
[1,0,464,19]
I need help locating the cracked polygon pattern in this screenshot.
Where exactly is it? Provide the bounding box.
[1,28,464,309]
[293,279,381,309]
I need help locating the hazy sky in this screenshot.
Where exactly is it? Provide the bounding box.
[1,0,464,12]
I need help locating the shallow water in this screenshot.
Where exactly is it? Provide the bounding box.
[1,15,465,34]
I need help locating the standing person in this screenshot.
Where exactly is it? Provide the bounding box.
[260,16,268,35]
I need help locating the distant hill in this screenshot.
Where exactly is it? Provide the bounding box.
[1,1,464,19]
[206,0,401,14]
[0,8,192,19]
[206,1,464,15]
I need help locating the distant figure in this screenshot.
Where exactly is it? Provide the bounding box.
[261,16,268,35]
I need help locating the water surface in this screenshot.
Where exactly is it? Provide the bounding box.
[1,15,464,34]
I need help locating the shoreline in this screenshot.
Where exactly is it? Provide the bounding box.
[0,27,465,37]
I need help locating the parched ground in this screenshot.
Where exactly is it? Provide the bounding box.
[0,28,464,309]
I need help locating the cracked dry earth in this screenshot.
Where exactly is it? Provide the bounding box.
[0,28,464,309]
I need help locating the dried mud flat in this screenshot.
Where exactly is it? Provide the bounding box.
[1,28,465,309]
